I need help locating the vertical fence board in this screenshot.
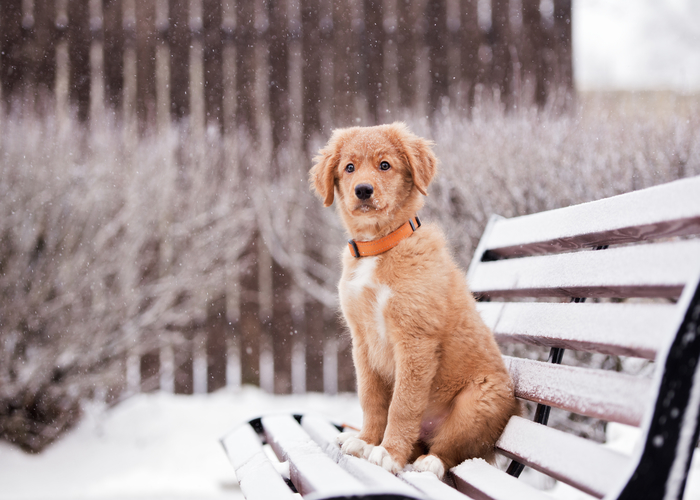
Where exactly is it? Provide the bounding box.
[240,246,261,386]
[460,0,479,109]
[304,300,325,393]
[202,0,223,129]
[206,296,228,392]
[553,0,572,96]
[33,0,58,105]
[362,0,384,123]
[272,262,294,393]
[490,0,512,107]
[396,0,417,109]
[425,0,448,113]
[301,0,321,143]
[67,0,91,121]
[268,0,290,149]
[102,0,123,112]
[135,0,156,131]
[0,0,24,110]
[140,351,161,392]
[174,333,195,394]
[168,0,190,119]
[331,0,356,126]
[235,0,256,134]
[521,0,545,106]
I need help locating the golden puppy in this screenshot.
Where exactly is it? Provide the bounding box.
[310,122,518,479]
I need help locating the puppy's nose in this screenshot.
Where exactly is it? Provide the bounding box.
[355,183,374,200]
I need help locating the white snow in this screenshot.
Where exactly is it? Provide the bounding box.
[0,387,362,500]
[0,388,696,500]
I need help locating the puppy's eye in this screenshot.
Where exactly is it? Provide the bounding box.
[345,163,355,173]
[379,161,391,171]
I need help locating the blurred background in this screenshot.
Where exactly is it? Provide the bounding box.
[0,0,699,498]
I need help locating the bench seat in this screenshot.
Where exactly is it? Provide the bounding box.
[222,176,700,500]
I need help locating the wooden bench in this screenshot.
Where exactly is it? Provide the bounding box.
[222,176,700,500]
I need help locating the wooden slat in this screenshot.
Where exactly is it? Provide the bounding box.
[469,240,700,299]
[477,302,674,359]
[221,424,297,500]
[400,471,473,500]
[301,415,428,499]
[452,459,552,500]
[495,416,630,499]
[478,176,700,259]
[503,356,651,426]
[262,415,369,498]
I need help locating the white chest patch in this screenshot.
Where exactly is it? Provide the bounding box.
[340,256,394,346]
[374,284,393,341]
[347,257,378,294]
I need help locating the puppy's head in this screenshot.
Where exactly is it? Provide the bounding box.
[310,122,437,237]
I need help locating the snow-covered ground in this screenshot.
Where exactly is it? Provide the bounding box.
[0,387,697,500]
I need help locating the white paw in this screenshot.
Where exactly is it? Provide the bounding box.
[412,454,446,479]
[338,434,375,459]
[336,431,357,446]
[368,446,403,474]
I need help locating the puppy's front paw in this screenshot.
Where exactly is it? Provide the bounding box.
[367,446,403,474]
[338,433,375,459]
[412,454,446,480]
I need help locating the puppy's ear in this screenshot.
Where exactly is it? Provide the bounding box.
[393,123,438,196]
[310,132,343,207]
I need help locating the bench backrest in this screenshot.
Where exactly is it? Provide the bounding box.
[464,176,700,500]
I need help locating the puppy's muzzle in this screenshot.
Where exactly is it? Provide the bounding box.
[355,183,374,200]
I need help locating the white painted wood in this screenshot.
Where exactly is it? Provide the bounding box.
[301,415,427,499]
[221,424,297,500]
[261,415,368,498]
[477,302,673,360]
[480,176,700,258]
[469,240,700,299]
[496,416,630,499]
[451,459,552,500]
[399,471,473,500]
[503,356,651,426]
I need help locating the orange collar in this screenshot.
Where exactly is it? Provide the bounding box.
[348,217,421,258]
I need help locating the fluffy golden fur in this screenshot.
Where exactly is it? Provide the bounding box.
[310,122,519,479]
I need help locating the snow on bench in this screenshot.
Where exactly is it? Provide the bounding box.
[222,176,700,500]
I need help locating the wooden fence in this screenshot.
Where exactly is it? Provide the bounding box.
[0,0,572,396]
